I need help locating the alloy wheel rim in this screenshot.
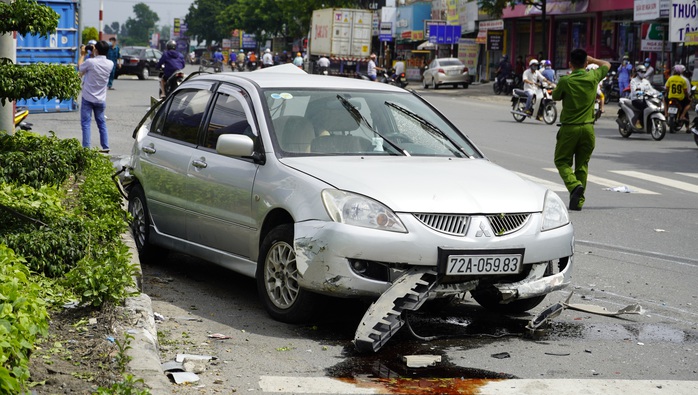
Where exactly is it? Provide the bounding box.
[130,198,146,248]
[264,241,299,309]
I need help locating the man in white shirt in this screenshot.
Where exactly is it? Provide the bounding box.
[317,54,330,74]
[522,59,554,114]
[367,53,378,81]
[262,48,274,68]
[78,40,114,152]
[630,65,656,98]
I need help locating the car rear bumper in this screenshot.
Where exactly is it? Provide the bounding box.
[436,73,469,85]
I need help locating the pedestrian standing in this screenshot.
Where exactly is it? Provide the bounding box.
[78,40,114,153]
[551,48,610,211]
[367,53,378,81]
[106,37,121,90]
[617,55,632,97]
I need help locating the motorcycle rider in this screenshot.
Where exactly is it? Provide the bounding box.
[495,54,512,88]
[522,59,555,115]
[262,48,274,68]
[157,40,185,99]
[316,54,330,74]
[391,56,406,81]
[541,60,556,83]
[641,57,655,81]
[664,64,691,124]
[629,65,658,127]
[212,47,224,66]
[236,49,246,70]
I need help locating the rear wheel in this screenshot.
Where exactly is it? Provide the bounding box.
[493,81,502,95]
[667,114,678,133]
[257,224,321,324]
[462,83,469,89]
[618,113,632,138]
[138,66,149,80]
[650,118,666,141]
[127,185,165,261]
[512,99,526,123]
[543,102,558,125]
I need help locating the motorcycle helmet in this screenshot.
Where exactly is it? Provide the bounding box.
[636,64,646,74]
[265,48,271,53]
[529,59,539,67]
[166,40,176,50]
[586,63,599,71]
[240,49,244,53]
[674,64,685,74]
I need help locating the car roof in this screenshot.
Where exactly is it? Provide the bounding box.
[189,64,406,92]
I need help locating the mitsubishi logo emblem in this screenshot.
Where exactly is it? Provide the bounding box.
[476,221,491,237]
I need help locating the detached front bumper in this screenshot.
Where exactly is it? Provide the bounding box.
[293,214,574,302]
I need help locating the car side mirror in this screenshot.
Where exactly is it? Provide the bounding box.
[216,134,254,157]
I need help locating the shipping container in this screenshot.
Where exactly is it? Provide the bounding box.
[309,8,372,59]
[16,0,78,112]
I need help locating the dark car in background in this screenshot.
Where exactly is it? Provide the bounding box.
[116,46,162,80]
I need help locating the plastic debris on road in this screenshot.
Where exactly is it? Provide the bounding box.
[603,185,634,193]
[207,333,232,339]
[403,355,442,368]
[167,371,200,384]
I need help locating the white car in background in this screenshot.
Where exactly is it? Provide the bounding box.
[422,57,470,89]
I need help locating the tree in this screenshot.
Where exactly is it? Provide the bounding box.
[82,26,98,44]
[103,21,119,35]
[185,0,227,46]
[0,0,81,130]
[123,2,159,45]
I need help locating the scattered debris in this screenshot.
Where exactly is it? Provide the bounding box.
[183,359,208,374]
[167,371,200,384]
[207,333,232,340]
[151,276,174,284]
[491,352,511,359]
[153,312,166,322]
[403,355,442,368]
[544,352,570,356]
[174,316,204,322]
[603,185,634,193]
[527,292,644,332]
[175,353,216,363]
[88,318,98,325]
[105,336,115,343]
[161,361,184,372]
[654,229,666,233]
[585,349,592,354]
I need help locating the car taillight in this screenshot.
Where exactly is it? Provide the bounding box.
[437,68,445,74]
[463,67,468,73]
[129,58,139,64]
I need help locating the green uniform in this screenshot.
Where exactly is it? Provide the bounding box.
[551,65,608,209]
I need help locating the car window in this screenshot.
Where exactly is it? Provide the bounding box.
[154,49,162,59]
[262,89,481,158]
[122,47,140,56]
[146,49,154,58]
[429,60,437,69]
[157,89,212,145]
[440,59,463,67]
[202,89,254,150]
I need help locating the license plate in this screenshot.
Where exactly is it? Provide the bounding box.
[438,248,524,276]
[668,107,678,114]
[506,79,513,83]
[447,70,459,75]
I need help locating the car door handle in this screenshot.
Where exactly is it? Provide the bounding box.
[191,159,208,169]
[142,146,156,154]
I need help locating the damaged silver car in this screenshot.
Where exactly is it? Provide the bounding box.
[122,64,574,352]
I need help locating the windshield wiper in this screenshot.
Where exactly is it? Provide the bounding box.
[336,95,408,156]
[384,101,469,157]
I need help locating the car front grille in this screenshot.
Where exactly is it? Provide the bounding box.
[413,213,470,236]
[486,213,531,236]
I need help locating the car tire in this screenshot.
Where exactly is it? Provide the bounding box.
[472,292,547,314]
[128,184,166,261]
[256,224,322,324]
[462,83,469,89]
[422,78,428,89]
[431,79,437,89]
[138,66,149,80]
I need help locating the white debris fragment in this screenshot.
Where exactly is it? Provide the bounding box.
[168,371,200,384]
[603,185,634,193]
[402,354,442,368]
[175,353,216,363]
[654,229,666,232]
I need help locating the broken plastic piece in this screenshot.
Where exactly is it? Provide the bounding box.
[403,355,442,368]
[161,361,185,372]
[175,353,216,363]
[167,371,200,384]
[526,293,573,331]
[491,352,511,359]
[562,302,644,316]
[603,185,634,193]
[207,333,231,339]
[544,352,570,356]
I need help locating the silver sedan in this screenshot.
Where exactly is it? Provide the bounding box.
[124,64,573,351]
[422,57,470,89]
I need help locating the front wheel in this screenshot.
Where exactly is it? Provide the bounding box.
[543,102,558,125]
[493,82,502,95]
[512,99,526,123]
[694,131,698,147]
[257,224,321,324]
[650,118,666,141]
[199,65,204,72]
[461,83,469,89]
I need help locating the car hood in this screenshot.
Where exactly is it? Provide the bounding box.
[280,157,545,214]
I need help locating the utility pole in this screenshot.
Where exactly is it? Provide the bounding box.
[541,0,547,59]
[0,0,16,134]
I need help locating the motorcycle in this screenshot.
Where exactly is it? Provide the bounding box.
[379,69,408,88]
[510,83,558,125]
[158,68,185,99]
[691,104,698,147]
[236,61,245,72]
[615,91,666,141]
[593,96,603,123]
[198,58,222,73]
[317,65,328,75]
[602,71,620,104]
[666,86,695,133]
[393,71,408,88]
[14,106,32,131]
[247,60,258,71]
[493,72,516,95]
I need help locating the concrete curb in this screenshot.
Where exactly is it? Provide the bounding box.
[121,232,171,394]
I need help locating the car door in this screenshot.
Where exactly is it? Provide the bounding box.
[135,81,214,239]
[150,49,162,74]
[185,83,259,258]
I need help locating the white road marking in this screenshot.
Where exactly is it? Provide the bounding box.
[611,170,698,194]
[675,172,698,180]
[543,168,659,195]
[258,376,698,394]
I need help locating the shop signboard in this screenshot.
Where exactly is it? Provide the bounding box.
[634,0,660,21]
[242,33,256,49]
[640,23,664,51]
[487,30,504,51]
[478,19,504,32]
[669,0,698,42]
[458,38,479,78]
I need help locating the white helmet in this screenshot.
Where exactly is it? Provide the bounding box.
[586,64,599,71]
[265,48,271,53]
[529,59,539,67]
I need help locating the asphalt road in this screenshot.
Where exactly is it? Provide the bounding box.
[26,67,698,394]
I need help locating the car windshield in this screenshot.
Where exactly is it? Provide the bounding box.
[122,47,144,57]
[439,60,463,67]
[263,89,481,158]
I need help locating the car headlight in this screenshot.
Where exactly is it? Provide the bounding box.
[321,189,407,233]
[541,190,569,231]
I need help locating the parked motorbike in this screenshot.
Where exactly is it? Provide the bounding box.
[510,83,558,125]
[615,91,666,141]
[666,86,696,133]
[14,106,32,131]
[493,73,516,95]
[602,71,620,104]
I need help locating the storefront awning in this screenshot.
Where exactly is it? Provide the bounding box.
[417,41,436,50]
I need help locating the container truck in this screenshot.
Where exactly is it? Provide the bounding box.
[307,8,373,75]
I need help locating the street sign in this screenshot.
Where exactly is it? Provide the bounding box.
[380,22,392,42]
[428,24,461,44]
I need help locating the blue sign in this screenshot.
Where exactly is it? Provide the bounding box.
[428,24,461,44]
